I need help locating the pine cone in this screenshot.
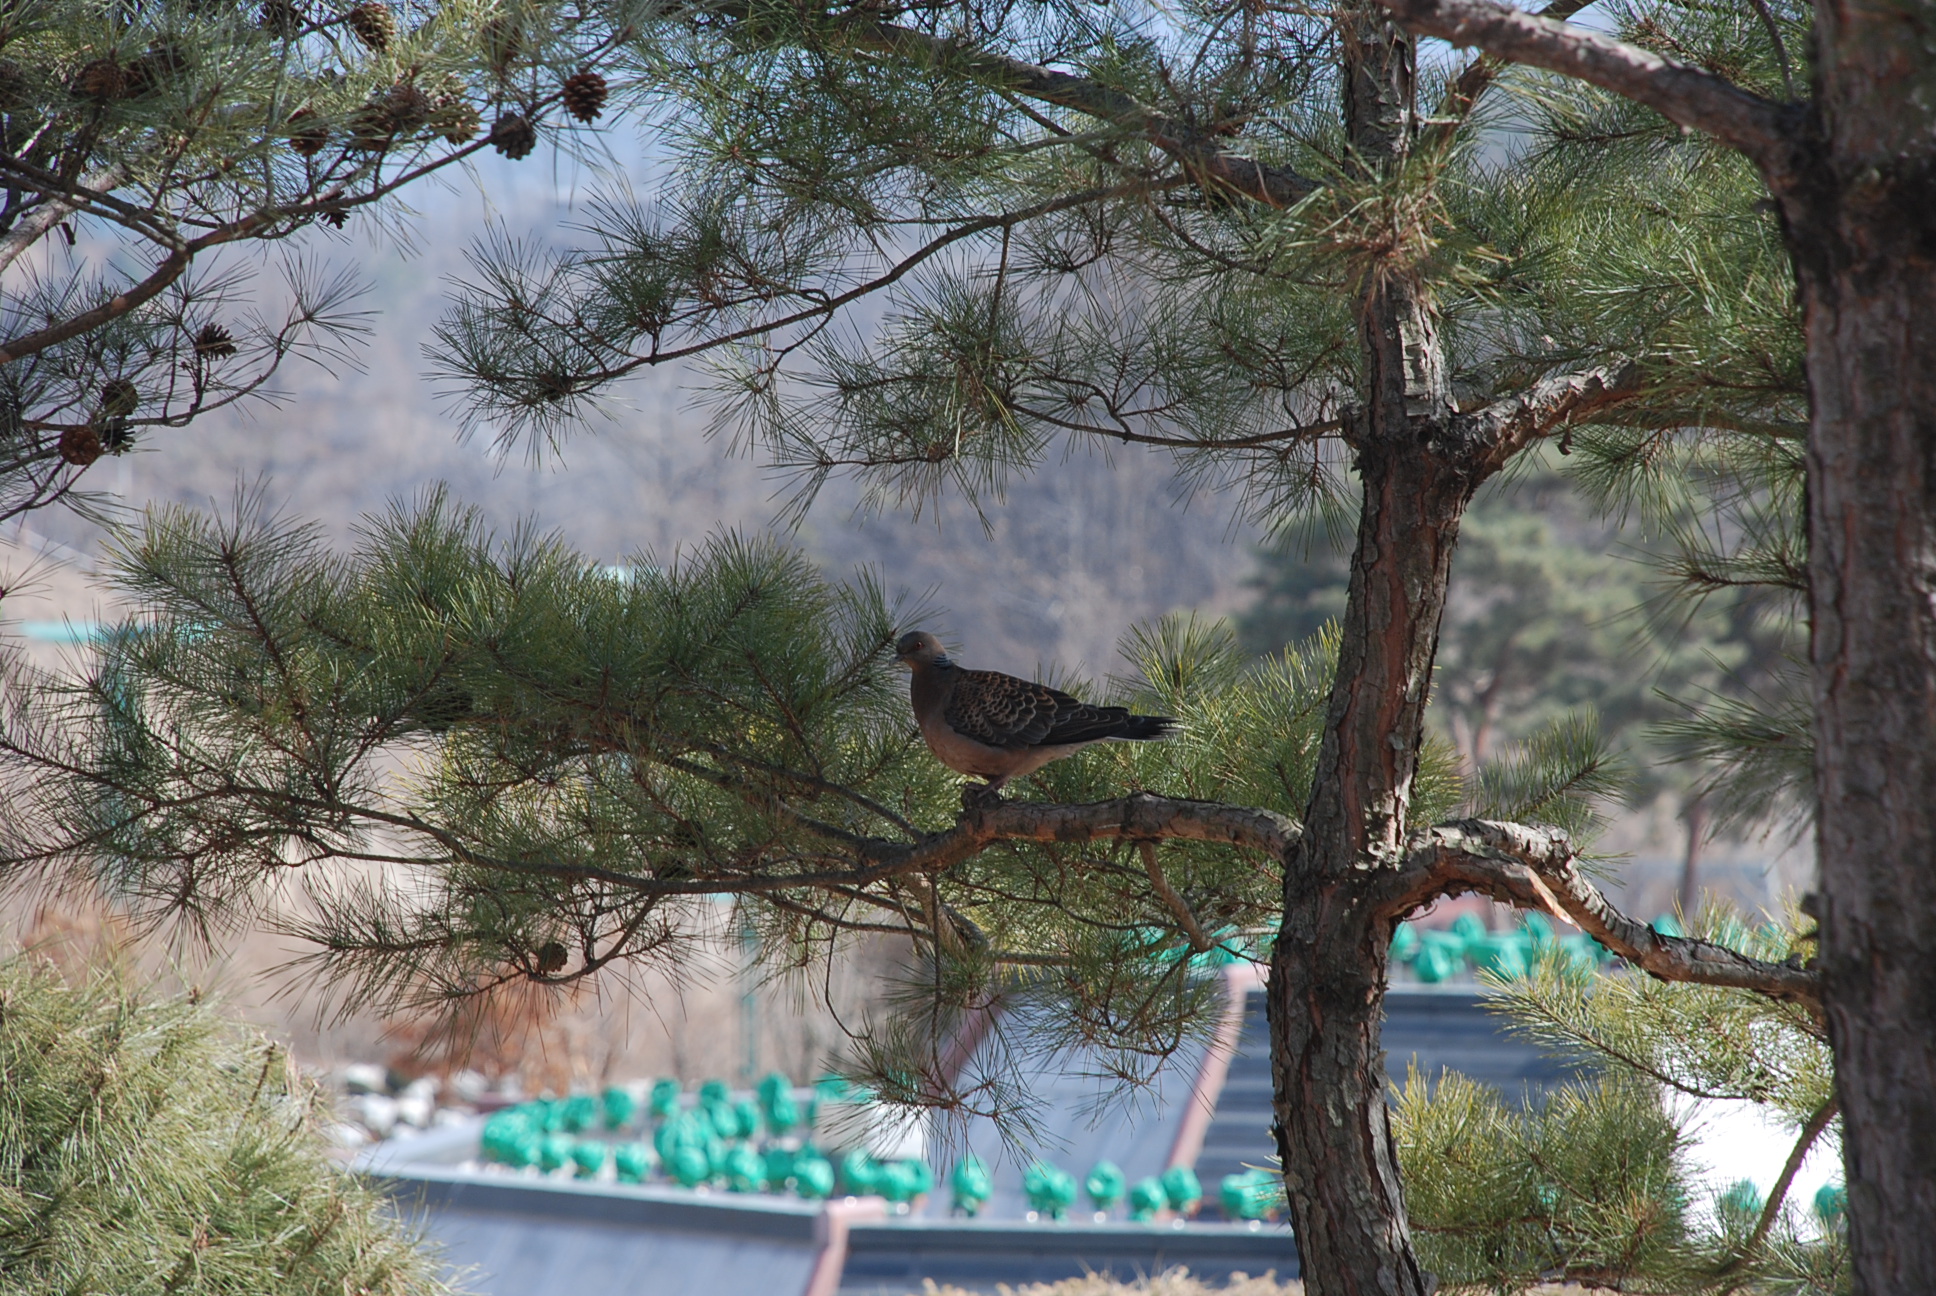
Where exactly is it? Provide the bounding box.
[349,101,396,151]
[534,941,569,975]
[321,207,347,228]
[562,70,608,123]
[384,81,432,132]
[489,112,536,160]
[193,323,238,358]
[260,0,308,38]
[99,379,139,420]
[286,107,328,156]
[344,2,395,52]
[58,425,102,467]
[73,57,128,102]
[432,98,480,145]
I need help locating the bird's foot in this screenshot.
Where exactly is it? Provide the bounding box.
[961,782,1005,811]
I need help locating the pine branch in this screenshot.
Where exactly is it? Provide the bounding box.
[710,2,1323,206]
[1744,1094,1838,1257]
[1465,358,1643,469]
[1426,0,1597,147]
[1375,0,1796,172]
[1395,818,1822,1015]
[0,162,132,274]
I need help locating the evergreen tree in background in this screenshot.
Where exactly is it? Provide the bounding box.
[0,953,455,1296]
[1241,459,1807,900]
[0,0,1835,1293]
[0,0,633,524]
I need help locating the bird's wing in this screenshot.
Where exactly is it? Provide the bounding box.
[945,669,1090,749]
[944,666,1138,747]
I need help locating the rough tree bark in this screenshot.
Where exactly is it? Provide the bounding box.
[1266,10,1476,1292]
[1358,0,1936,1287]
[1789,138,1936,1294]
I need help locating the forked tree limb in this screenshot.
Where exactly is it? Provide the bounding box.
[1463,358,1643,468]
[1395,817,1823,1016]
[1425,0,1596,148]
[1373,0,1796,174]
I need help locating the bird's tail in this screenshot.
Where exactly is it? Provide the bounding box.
[1119,714,1180,741]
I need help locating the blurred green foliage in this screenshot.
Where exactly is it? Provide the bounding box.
[0,957,454,1296]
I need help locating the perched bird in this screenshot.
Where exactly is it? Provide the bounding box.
[895,631,1179,801]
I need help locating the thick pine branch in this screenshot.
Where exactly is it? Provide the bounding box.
[1397,818,1822,1014]
[1465,358,1642,469]
[1375,0,1794,172]
[1425,0,1596,147]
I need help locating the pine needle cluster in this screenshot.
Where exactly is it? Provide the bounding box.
[0,954,455,1296]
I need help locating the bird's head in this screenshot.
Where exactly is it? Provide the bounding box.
[894,631,952,669]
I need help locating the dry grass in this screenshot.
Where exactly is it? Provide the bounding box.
[920,1270,1301,1296]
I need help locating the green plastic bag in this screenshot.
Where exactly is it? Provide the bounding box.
[1023,1161,1078,1219]
[602,1085,637,1130]
[951,1158,992,1216]
[1085,1161,1127,1212]
[1160,1164,1202,1213]
[570,1139,608,1179]
[614,1142,654,1184]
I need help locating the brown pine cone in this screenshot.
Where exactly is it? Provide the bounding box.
[534,941,569,975]
[351,81,430,149]
[384,81,432,132]
[287,107,328,156]
[432,98,480,145]
[58,425,102,467]
[344,2,395,52]
[99,379,139,419]
[489,112,536,160]
[562,70,608,123]
[73,57,127,102]
[321,207,347,228]
[193,323,238,358]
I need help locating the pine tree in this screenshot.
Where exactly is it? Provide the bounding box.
[1357,0,1936,1286]
[0,2,1829,1295]
[0,954,454,1296]
[0,0,634,525]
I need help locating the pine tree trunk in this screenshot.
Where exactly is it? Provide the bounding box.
[1269,433,1474,1296]
[1264,12,1479,1288]
[1763,21,1936,1288]
[1782,176,1936,1296]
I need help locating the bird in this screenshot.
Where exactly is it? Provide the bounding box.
[894,631,1179,803]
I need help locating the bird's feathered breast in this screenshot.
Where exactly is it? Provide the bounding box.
[944,668,1154,749]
